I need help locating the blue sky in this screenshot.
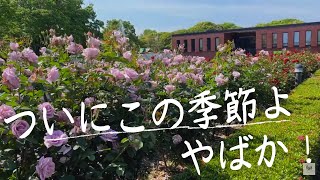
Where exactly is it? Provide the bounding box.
[84,0,320,34]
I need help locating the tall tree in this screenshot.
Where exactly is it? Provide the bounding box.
[256,18,304,27]
[104,19,140,48]
[0,0,104,46]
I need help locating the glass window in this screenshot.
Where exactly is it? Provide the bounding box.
[294,32,300,47]
[207,38,211,51]
[199,38,203,51]
[184,40,188,50]
[282,32,288,47]
[215,37,220,50]
[191,39,195,52]
[176,40,180,48]
[318,30,320,46]
[262,34,267,49]
[306,30,311,46]
[272,33,277,48]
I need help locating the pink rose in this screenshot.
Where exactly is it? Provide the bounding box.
[124,68,139,81]
[87,37,101,48]
[82,48,100,60]
[163,49,171,54]
[84,97,95,106]
[36,156,55,180]
[162,57,171,66]
[215,73,229,86]
[2,67,20,90]
[50,35,65,46]
[232,71,241,79]
[123,51,132,60]
[56,109,71,122]
[11,119,29,138]
[10,42,19,51]
[0,104,16,123]
[40,47,47,55]
[44,130,68,148]
[251,57,259,63]
[38,102,55,119]
[0,58,5,65]
[110,68,125,80]
[22,48,38,63]
[164,85,176,94]
[67,42,83,54]
[8,51,22,61]
[46,66,59,84]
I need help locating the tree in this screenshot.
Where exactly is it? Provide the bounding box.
[187,21,222,33]
[0,0,104,47]
[219,22,241,30]
[104,19,140,48]
[256,18,304,27]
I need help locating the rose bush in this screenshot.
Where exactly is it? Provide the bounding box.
[0,30,319,179]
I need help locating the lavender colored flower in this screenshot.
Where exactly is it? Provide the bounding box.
[123,51,132,60]
[82,48,100,60]
[172,134,183,145]
[110,68,125,80]
[8,51,22,61]
[0,58,5,65]
[67,42,83,54]
[84,97,95,106]
[234,59,241,66]
[10,42,19,51]
[87,37,101,48]
[44,130,68,148]
[124,68,139,81]
[0,104,16,123]
[40,47,47,55]
[2,67,20,90]
[232,71,241,79]
[36,156,55,180]
[164,85,176,94]
[22,48,38,63]
[46,66,59,84]
[215,73,229,86]
[100,129,118,142]
[50,35,65,46]
[38,102,55,119]
[11,119,29,138]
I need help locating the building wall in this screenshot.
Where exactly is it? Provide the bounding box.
[255,24,320,53]
[172,23,320,58]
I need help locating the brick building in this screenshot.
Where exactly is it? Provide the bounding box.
[172,22,320,59]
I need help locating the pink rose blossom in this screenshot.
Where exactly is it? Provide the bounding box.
[8,51,22,61]
[2,67,20,89]
[38,102,55,119]
[163,49,171,54]
[232,71,241,79]
[164,85,176,94]
[10,42,19,51]
[36,156,55,180]
[234,59,241,66]
[46,66,59,84]
[40,47,47,55]
[112,30,122,39]
[22,48,38,63]
[123,51,132,60]
[110,68,125,80]
[50,35,65,46]
[0,104,16,123]
[251,57,259,63]
[215,73,229,86]
[67,42,83,54]
[0,58,5,65]
[44,130,68,148]
[82,48,100,60]
[124,68,139,81]
[87,37,101,48]
[84,97,95,106]
[162,57,171,66]
[11,119,29,138]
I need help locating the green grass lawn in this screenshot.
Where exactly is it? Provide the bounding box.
[173,70,320,180]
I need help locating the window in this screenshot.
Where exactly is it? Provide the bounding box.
[207,38,211,51]
[191,39,195,52]
[306,30,311,46]
[215,37,220,50]
[199,38,203,51]
[282,32,288,48]
[272,33,277,48]
[318,30,320,46]
[261,34,267,49]
[176,40,180,48]
[184,40,188,50]
[294,32,300,47]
